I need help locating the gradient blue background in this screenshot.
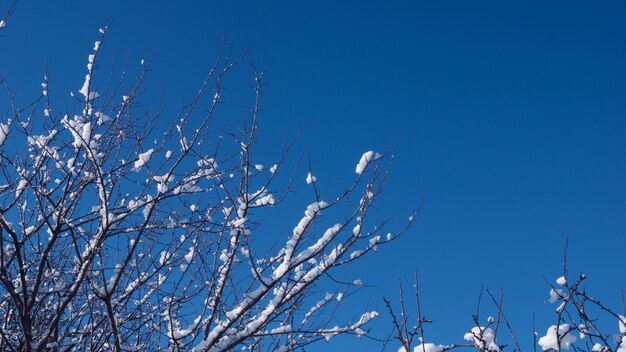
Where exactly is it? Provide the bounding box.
[1,1,625,350]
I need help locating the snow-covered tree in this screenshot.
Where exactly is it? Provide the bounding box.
[0,18,416,351]
[385,254,626,352]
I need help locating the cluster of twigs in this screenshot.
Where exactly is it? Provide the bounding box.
[385,243,625,352]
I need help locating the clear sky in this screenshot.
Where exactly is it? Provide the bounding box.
[1,1,625,350]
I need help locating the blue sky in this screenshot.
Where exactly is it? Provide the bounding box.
[1,1,625,350]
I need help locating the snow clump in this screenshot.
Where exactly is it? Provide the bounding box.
[538,324,576,351]
[355,150,381,174]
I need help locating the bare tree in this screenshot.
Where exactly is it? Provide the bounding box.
[0,20,417,351]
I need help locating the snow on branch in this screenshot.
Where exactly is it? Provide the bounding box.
[385,253,626,352]
[0,26,413,352]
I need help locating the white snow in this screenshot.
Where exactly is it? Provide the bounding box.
[556,276,567,286]
[159,251,171,266]
[350,250,363,259]
[306,172,317,184]
[548,288,567,303]
[619,315,626,334]
[180,136,189,151]
[255,164,264,171]
[269,325,292,334]
[184,247,195,264]
[0,20,5,29]
[0,123,8,147]
[356,151,374,174]
[153,174,172,194]
[220,248,230,263]
[578,324,587,339]
[133,149,154,171]
[321,326,341,341]
[170,315,201,339]
[231,217,247,228]
[355,150,381,174]
[141,195,153,220]
[538,324,576,351]
[369,235,381,249]
[87,54,95,70]
[273,201,329,280]
[106,264,122,292]
[255,193,275,206]
[95,111,111,125]
[353,311,378,328]
[79,74,91,99]
[464,327,499,352]
[62,115,97,149]
[15,179,27,198]
[399,343,446,352]
[81,122,91,144]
